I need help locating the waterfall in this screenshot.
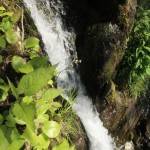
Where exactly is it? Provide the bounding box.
[23,0,114,149]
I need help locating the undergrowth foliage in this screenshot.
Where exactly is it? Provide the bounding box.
[0,6,76,150]
[119,5,150,97]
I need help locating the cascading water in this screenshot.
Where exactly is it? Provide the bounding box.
[23,0,114,149]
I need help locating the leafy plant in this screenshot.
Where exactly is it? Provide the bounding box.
[118,5,150,97]
[0,6,77,150]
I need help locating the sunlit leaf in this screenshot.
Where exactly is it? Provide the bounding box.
[0,12,13,17]
[24,37,39,49]
[18,62,34,73]
[12,102,36,131]
[6,29,19,44]
[2,18,13,32]
[17,67,56,96]
[35,114,49,123]
[42,121,61,138]
[0,6,6,11]
[0,36,6,48]
[22,125,38,146]
[42,88,63,102]
[6,139,24,150]
[52,139,74,150]
[11,56,25,73]
[37,133,50,149]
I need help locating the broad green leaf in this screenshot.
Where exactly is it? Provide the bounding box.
[7,78,18,99]
[37,133,50,149]
[12,9,22,23]
[42,88,63,102]
[11,56,25,73]
[146,67,150,75]
[42,121,61,138]
[0,89,8,102]
[6,113,16,127]
[36,98,49,115]
[33,44,40,52]
[6,29,19,44]
[0,6,6,11]
[0,84,9,102]
[0,126,21,150]
[0,126,10,150]
[6,139,24,150]
[12,102,36,131]
[24,37,39,49]
[35,114,49,123]
[29,51,39,59]
[52,139,73,150]
[19,62,34,73]
[2,18,13,32]
[22,125,38,146]
[0,36,6,48]
[17,67,56,96]
[0,114,3,125]
[29,56,48,70]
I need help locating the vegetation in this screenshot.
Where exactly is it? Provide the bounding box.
[0,6,77,150]
[118,5,150,97]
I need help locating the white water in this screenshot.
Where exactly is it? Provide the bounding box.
[23,0,114,149]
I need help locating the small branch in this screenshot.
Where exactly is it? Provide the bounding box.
[21,8,24,52]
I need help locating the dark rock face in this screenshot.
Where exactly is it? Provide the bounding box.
[80,23,125,97]
[62,0,140,146]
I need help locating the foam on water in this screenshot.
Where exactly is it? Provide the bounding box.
[23,0,114,149]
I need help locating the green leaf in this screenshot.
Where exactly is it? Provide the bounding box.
[35,114,49,123]
[0,126,10,150]
[22,125,38,146]
[42,88,63,102]
[11,56,25,73]
[19,62,34,73]
[2,18,13,32]
[42,121,61,138]
[37,133,50,149]
[0,6,6,11]
[52,139,73,150]
[0,36,6,48]
[0,12,13,17]
[22,96,34,105]
[0,126,21,150]
[146,67,150,75]
[6,29,19,44]
[17,67,56,96]
[0,55,2,63]
[6,113,16,127]
[0,84,9,102]
[6,139,24,150]
[12,102,36,131]
[0,114,3,125]
[7,78,18,99]
[12,9,22,23]
[29,56,48,70]
[24,37,39,49]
